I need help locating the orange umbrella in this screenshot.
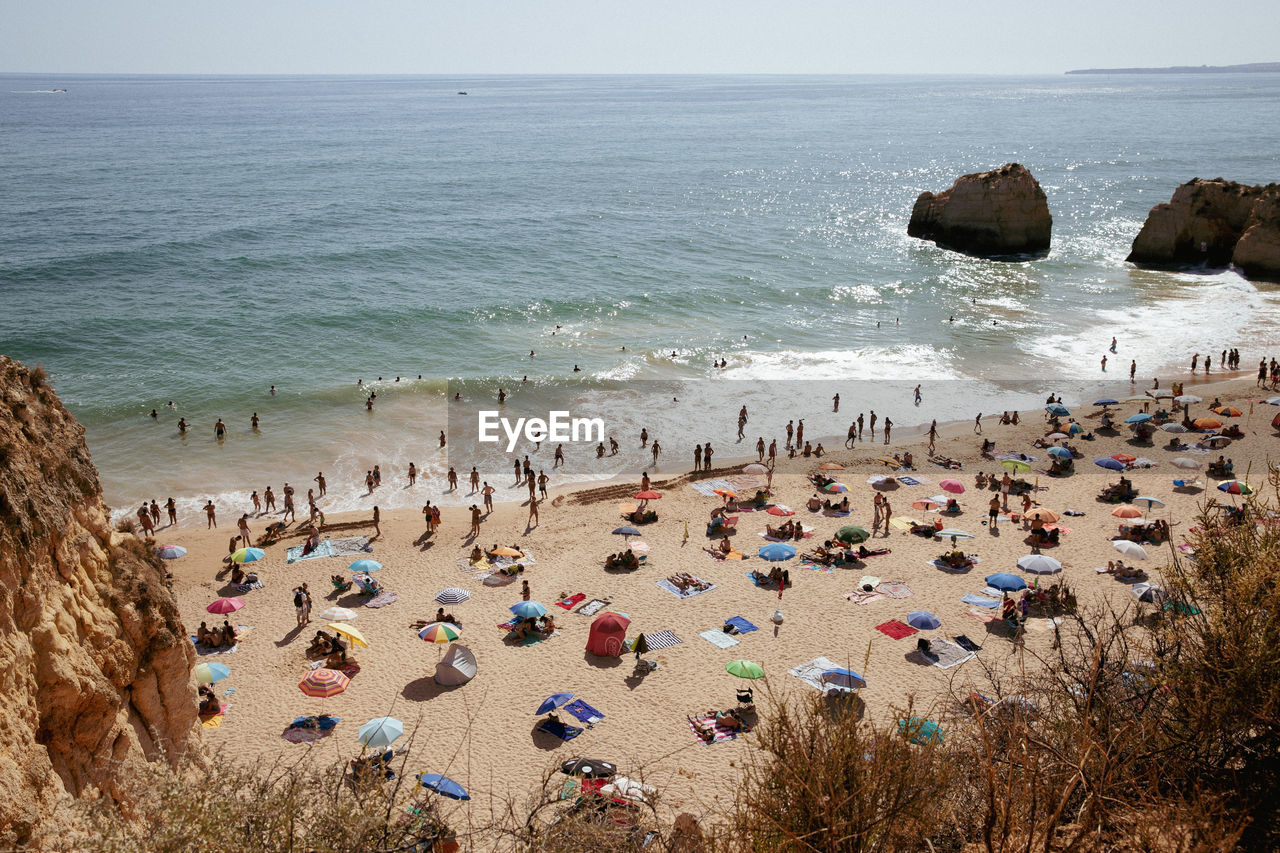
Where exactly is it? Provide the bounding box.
[1193,418,1223,430]
[1111,453,1136,464]
[912,499,940,511]
[1112,506,1143,519]
[634,490,662,500]
[299,668,350,698]
[819,462,845,471]
[713,488,739,499]
[1025,508,1059,523]
[1212,406,1242,417]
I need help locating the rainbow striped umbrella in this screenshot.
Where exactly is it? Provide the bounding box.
[1217,480,1253,496]
[299,668,349,698]
[418,622,461,644]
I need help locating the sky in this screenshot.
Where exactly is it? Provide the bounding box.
[4,0,1279,76]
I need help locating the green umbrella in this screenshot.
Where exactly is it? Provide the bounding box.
[725,660,765,679]
[835,525,870,545]
[1001,459,1031,472]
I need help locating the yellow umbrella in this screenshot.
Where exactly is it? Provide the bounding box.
[491,546,524,558]
[328,622,369,648]
[1024,508,1059,523]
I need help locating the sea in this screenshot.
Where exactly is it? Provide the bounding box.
[2,73,1279,522]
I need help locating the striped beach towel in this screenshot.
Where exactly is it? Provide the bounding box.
[641,630,682,650]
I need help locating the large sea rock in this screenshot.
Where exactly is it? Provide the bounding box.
[907,163,1052,258]
[1127,178,1280,282]
[0,356,200,846]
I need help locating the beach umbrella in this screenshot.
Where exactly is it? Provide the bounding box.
[511,601,547,619]
[195,662,230,684]
[1047,446,1072,459]
[935,528,974,540]
[434,588,471,605]
[1131,583,1168,605]
[418,622,461,644]
[418,773,470,801]
[1161,423,1188,433]
[1217,480,1253,495]
[712,488,739,499]
[328,623,368,648]
[766,504,795,516]
[939,479,965,494]
[349,559,382,572]
[906,610,941,630]
[898,717,944,745]
[1001,459,1031,472]
[320,606,358,622]
[1094,458,1125,471]
[1094,398,1119,407]
[1067,423,1084,435]
[742,463,770,474]
[835,525,870,545]
[628,541,650,553]
[1045,403,1070,416]
[1150,390,1174,399]
[1193,417,1223,430]
[1025,508,1058,523]
[1171,457,1201,470]
[725,660,765,679]
[561,757,618,778]
[207,597,245,615]
[1111,453,1136,464]
[535,692,575,715]
[634,490,662,500]
[490,547,524,557]
[1124,413,1152,424]
[986,572,1026,592]
[1112,506,1143,519]
[819,462,845,470]
[758,543,796,561]
[821,668,867,691]
[912,499,940,511]
[357,717,404,748]
[1046,432,1068,441]
[1274,412,1280,429]
[822,482,848,493]
[612,526,641,536]
[157,545,187,559]
[1134,496,1165,509]
[1213,406,1242,417]
[230,547,265,564]
[1018,555,1062,575]
[299,668,349,698]
[1113,540,1148,560]
[1175,394,1202,405]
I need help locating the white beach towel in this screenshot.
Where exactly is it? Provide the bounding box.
[699,629,739,649]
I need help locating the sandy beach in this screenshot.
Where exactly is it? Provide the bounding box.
[160,372,1279,834]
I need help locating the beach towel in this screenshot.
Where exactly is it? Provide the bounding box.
[876,581,913,599]
[924,639,975,670]
[282,715,340,743]
[953,634,983,653]
[965,610,998,623]
[688,714,746,745]
[930,558,980,572]
[657,578,716,599]
[759,530,813,541]
[897,476,924,486]
[982,586,1007,598]
[700,629,739,649]
[690,479,734,497]
[577,598,609,617]
[888,517,916,532]
[725,616,758,633]
[962,593,1000,609]
[483,572,519,586]
[823,509,852,517]
[796,560,833,574]
[286,536,372,563]
[641,630,682,650]
[556,593,587,610]
[788,656,841,691]
[200,704,230,729]
[498,618,520,631]
[564,699,605,726]
[232,580,265,593]
[858,575,881,590]
[876,620,918,640]
[364,591,398,608]
[844,590,884,605]
[537,719,583,741]
[190,625,252,655]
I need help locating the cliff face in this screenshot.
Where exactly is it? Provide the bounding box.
[907,163,1053,258]
[0,356,199,846]
[1127,178,1280,282]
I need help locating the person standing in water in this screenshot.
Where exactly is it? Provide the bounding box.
[214,419,226,440]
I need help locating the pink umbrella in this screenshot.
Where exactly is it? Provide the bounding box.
[940,479,965,495]
[207,597,246,615]
[765,504,795,517]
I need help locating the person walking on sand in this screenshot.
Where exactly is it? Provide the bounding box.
[166,497,177,527]
[527,475,536,500]
[768,439,777,464]
[846,421,856,449]
[136,504,154,537]
[989,495,1000,529]
[482,482,494,512]
[756,437,765,460]
[872,493,884,531]
[238,514,251,544]
[974,413,983,434]
[314,472,326,497]
[469,505,482,537]
[204,500,217,529]
[282,489,296,523]
[538,470,549,498]
[693,443,702,472]
[422,502,433,531]
[528,494,540,527]
[882,497,892,533]
[927,420,938,454]
[883,417,893,444]
[372,506,381,537]
[1000,473,1012,512]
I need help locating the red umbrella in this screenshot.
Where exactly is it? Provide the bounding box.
[207,597,245,614]
[765,505,795,516]
[940,479,965,494]
[634,490,662,500]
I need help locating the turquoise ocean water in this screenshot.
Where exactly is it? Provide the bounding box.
[2,73,1279,519]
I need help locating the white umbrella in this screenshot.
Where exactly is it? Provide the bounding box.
[434,588,472,605]
[1175,394,1202,405]
[1171,457,1202,470]
[320,606,358,622]
[1131,582,1168,605]
[742,463,769,474]
[1160,423,1188,433]
[1017,555,1062,575]
[1113,540,1148,560]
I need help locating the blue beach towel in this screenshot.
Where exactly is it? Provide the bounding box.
[537,719,584,741]
[725,616,758,633]
[962,593,1000,609]
[897,476,922,486]
[564,699,605,725]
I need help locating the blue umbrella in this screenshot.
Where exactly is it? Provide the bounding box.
[1094,457,1125,471]
[535,692,575,715]
[820,668,867,690]
[758,543,796,561]
[357,716,404,748]
[906,610,941,630]
[1045,403,1070,416]
[1134,496,1165,509]
[511,601,547,620]
[1094,398,1119,406]
[898,717,944,744]
[986,572,1027,592]
[1125,413,1152,424]
[349,559,383,572]
[613,526,641,536]
[418,773,470,801]
[195,661,230,684]
[1047,446,1072,459]
[157,545,187,559]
